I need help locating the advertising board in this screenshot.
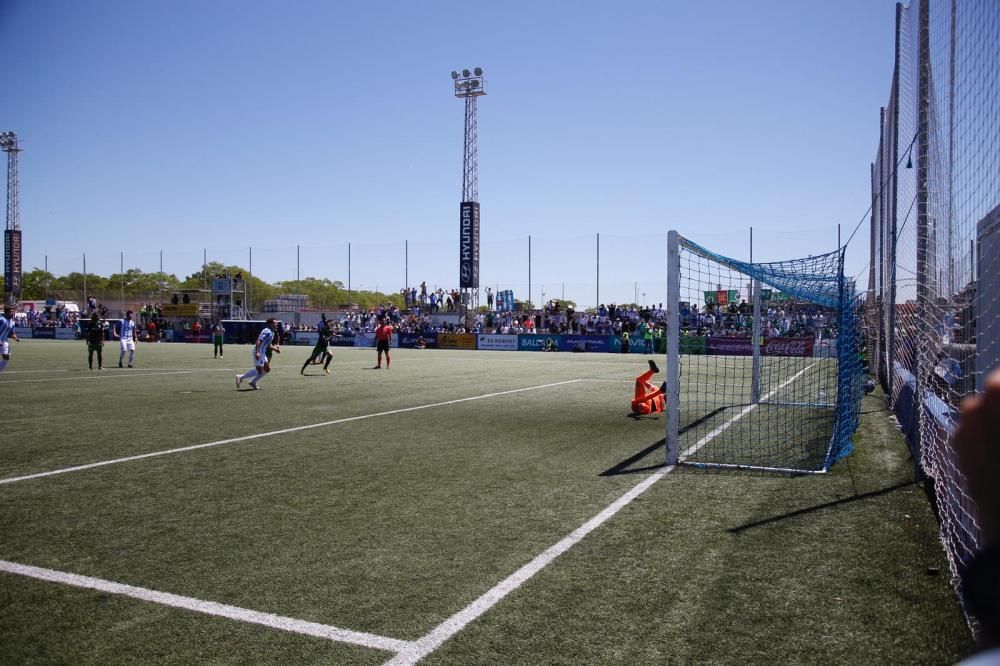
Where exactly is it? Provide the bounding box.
[438,333,477,350]
[476,334,518,351]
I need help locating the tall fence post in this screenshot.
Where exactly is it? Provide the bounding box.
[596,232,600,309]
[248,246,253,315]
[913,0,930,471]
[528,235,532,310]
[886,2,903,404]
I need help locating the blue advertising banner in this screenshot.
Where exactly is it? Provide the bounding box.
[517,334,562,351]
[31,328,55,339]
[608,336,654,354]
[293,331,320,346]
[328,336,357,347]
[399,333,438,348]
[561,335,612,353]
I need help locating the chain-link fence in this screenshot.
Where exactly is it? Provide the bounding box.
[868,0,999,636]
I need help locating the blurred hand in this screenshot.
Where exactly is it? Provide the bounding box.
[954,367,1000,546]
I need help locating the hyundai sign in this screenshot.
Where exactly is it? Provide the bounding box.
[459,201,480,288]
[4,230,22,300]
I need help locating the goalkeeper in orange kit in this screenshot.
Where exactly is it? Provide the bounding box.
[631,359,666,415]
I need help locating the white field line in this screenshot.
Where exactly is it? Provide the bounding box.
[385,362,818,666]
[385,466,672,665]
[2,369,72,374]
[0,379,582,486]
[0,351,658,384]
[0,560,412,654]
[0,367,243,384]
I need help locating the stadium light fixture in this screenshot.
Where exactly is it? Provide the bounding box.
[452,67,486,99]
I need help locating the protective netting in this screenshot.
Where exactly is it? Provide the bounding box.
[670,235,861,474]
[867,0,999,635]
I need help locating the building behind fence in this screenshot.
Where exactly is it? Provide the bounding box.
[867,0,999,635]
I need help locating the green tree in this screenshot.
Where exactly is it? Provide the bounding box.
[107,268,182,298]
[19,268,56,300]
[51,272,109,294]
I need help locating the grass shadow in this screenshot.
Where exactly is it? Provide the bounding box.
[727,480,919,534]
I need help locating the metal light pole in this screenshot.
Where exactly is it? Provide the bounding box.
[453,67,486,315]
[1,131,23,307]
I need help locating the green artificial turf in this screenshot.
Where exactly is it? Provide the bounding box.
[0,340,973,663]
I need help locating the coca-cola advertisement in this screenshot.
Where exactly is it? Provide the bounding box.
[763,337,815,357]
[704,336,815,357]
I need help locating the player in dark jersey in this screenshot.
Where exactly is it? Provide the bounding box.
[86,312,105,370]
[301,315,334,375]
[373,318,393,369]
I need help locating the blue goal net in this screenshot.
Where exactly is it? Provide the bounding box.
[665,232,863,473]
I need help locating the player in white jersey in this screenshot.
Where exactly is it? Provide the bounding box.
[115,310,138,368]
[236,318,280,390]
[0,305,21,374]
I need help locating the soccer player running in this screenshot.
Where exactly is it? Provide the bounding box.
[86,312,104,370]
[301,315,334,375]
[236,318,280,390]
[373,317,393,369]
[0,305,20,374]
[115,310,138,368]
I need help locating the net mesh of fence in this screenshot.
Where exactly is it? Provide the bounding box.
[868,0,999,634]
[674,236,861,474]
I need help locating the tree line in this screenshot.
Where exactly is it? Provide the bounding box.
[2,262,403,311]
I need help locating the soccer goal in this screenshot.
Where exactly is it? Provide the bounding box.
[664,231,862,474]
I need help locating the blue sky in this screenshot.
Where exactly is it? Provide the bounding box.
[2,0,896,307]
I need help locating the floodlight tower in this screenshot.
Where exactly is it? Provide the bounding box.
[1,131,22,307]
[452,67,486,315]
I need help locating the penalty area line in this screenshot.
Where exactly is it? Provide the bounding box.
[0,379,582,486]
[0,367,242,384]
[386,364,819,665]
[0,560,411,654]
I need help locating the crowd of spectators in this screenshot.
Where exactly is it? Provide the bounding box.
[270,294,836,344]
[13,304,81,329]
[10,289,834,347]
[401,283,463,313]
[679,299,837,340]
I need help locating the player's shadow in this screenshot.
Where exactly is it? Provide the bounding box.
[726,480,918,533]
[602,407,729,476]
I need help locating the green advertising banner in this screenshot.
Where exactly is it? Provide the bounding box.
[680,335,707,354]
